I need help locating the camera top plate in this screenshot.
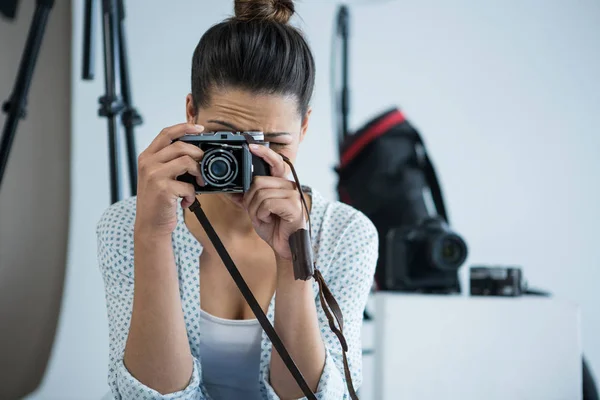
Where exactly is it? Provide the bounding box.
[177,131,265,143]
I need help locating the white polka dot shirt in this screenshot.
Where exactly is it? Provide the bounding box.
[97,187,379,399]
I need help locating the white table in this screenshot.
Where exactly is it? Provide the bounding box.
[362,293,581,400]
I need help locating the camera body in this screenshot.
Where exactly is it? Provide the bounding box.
[470,266,523,296]
[175,131,271,193]
[385,216,468,294]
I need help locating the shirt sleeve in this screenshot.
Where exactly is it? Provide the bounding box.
[97,224,211,400]
[260,211,379,399]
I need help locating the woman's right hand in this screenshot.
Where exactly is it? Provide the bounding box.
[134,123,205,238]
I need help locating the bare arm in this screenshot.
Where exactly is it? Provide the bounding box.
[121,122,204,394]
[269,255,326,399]
[123,232,193,394]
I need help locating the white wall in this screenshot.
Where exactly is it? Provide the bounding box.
[26,1,600,399]
[347,0,600,379]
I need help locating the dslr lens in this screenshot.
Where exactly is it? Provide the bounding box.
[430,233,467,270]
[441,237,462,264]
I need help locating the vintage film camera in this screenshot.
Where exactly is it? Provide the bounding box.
[175,131,271,193]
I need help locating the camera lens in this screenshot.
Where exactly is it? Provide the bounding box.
[430,234,467,270]
[441,237,462,264]
[209,159,229,178]
[201,148,239,187]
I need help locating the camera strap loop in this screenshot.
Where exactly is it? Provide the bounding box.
[314,269,358,399]
[283,155,358,398]
[188,156,358,400]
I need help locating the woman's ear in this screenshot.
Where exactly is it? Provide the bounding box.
[185,94,196,123]
[299,107,312,144]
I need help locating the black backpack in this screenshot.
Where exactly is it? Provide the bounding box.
[335,107,454,290]
[331,6,463,291]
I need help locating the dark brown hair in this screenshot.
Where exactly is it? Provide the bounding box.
[190,0,315,116]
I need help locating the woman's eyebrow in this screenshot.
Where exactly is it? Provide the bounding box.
[264,132,291,138]
[208,119,240,131]
[207,119,291,138]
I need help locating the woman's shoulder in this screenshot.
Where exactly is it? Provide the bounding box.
[310,187,378,248]
[311,186,375,227]
[309,187,378,281]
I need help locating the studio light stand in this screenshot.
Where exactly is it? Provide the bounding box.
[334,4,350,156]
[0,0,55,191]
[82,0,141,204]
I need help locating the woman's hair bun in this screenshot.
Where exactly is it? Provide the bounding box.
[234,0,295,24]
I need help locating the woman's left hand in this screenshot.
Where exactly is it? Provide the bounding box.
[239,144,306,260]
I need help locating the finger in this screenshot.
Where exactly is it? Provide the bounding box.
[249,144,287,178]
[146,123,204,155]
[246,188,292,223]
[255,197,299,224]
[158,155,203,182]
[153,140,205,164]
[243,176,296,210]
[169,181,197,209]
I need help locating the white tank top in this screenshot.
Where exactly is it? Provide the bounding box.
[199,309,263,400]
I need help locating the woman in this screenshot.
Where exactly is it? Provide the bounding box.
[97,0,378,399]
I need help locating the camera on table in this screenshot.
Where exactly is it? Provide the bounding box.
[385,216,468,293]
[469,266,524,296]
[175,131,271,193]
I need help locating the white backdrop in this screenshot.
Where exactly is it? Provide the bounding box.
[26,1,600,399]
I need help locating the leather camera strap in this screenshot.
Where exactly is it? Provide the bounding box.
[314,269,358,399]
[189,199,317,399]
[283,156,358,399]
[188,155,358,400]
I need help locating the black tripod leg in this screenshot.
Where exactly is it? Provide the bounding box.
[0,0,55,190]
[99,0,125,204]
[583,357,599,400]
[82,0,96,80]
[335,5,350,155]
[116,0,141,196]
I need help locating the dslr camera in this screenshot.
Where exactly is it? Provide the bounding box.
[175,131,270,193]
[386,216,468,293]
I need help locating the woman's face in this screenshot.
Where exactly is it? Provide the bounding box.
[186,88,311,173]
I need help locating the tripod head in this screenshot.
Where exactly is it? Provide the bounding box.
[0,0,19,19]
[0,0,54,20]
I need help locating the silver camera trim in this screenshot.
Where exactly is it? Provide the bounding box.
[201,148,240,187]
